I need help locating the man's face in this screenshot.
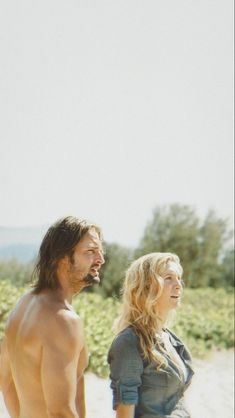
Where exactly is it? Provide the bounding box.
[67,229,105,293]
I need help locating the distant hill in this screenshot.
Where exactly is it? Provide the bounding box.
[0,226,47,263]
[0,226,47,246]
[0,243,38,263]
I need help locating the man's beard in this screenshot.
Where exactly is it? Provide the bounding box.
[83,273,100,286]
[68,267,100,293]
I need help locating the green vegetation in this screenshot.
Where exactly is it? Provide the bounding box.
[92,204,234,296]
[0,281,234,377]
[97,243,133,298]
[0,204,234,377]
[0,259,33,287]
[135,204,233,289]
[73,293,120,377]
[1,205,234,297]
[0,281,26,338]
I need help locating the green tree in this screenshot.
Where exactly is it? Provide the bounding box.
[0,259,34,287]
[220,249,235,287]
[135,204,233,288]
[135,204,199,286]
[98,242,133,297]
[194,210,231,287]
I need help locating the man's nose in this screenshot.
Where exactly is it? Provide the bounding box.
[96,251,105,266]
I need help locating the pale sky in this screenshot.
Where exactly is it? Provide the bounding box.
[0,0,234,246]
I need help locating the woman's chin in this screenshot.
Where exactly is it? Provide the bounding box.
[171,298,181,308]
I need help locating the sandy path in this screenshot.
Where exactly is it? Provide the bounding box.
[0,350,234,418]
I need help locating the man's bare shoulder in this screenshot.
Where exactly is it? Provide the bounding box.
[5,290,36,329]
[6,290,84,350]
[54,308,84,337]
[41,303,85,353]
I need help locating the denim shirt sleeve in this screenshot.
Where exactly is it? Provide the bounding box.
[108,329,144,409]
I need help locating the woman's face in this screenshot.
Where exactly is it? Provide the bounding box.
[156,261,183,315]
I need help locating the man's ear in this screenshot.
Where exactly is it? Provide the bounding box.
[58,255,70,272]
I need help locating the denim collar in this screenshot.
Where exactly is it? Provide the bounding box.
[165,328,195,380]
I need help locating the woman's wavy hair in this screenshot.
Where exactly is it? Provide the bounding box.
[115,252,183,369]
[32,216,102,294]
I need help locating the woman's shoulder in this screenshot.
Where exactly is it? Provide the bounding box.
[108,326,143,366]
[109,326,140,352]
[114,326,139,343]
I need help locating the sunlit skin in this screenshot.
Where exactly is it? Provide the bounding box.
[156,261,183,323]
[60,228,105,299]
[0,228,104,418]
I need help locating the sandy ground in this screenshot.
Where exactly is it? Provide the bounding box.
[0,350,234,418]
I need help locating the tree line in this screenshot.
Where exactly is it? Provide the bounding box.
[0,204,234,296]
[99,204,234,297]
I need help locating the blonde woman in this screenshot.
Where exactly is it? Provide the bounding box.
[108,252,194,418]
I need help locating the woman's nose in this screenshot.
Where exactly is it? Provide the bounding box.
[175,278,182,288]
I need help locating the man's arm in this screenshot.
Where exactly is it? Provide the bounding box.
[76,374,85,418]
[0,337,19,418]
[76,343,89,418]
[116,404,135,418]
[41,310,85,418]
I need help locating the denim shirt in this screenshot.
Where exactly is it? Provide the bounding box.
[108,327,194,418]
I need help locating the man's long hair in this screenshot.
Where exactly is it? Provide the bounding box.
[32,216,102,294]
[115,252,183,369]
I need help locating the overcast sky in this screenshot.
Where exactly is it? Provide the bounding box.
[0,0,233,246]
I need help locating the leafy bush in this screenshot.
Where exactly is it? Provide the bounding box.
[0,282,234,377]
[73,293,120,377]
[0,259,33,286]
[0,281,26,338]
[173,288,234,357]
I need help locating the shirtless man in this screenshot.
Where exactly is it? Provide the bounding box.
[0,216,105,418]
